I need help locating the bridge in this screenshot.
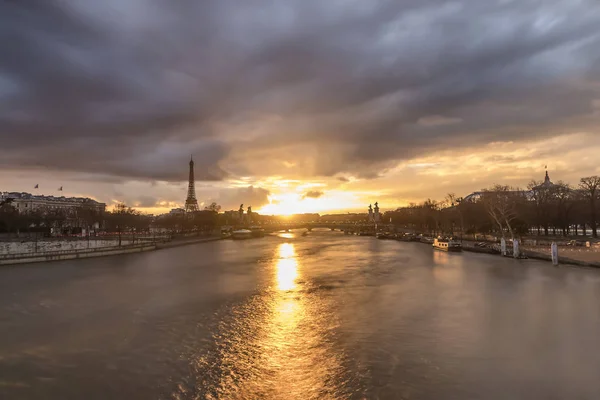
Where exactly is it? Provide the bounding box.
[225,202,387,234]
[230,221,390,234]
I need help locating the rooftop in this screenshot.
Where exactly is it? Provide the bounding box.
[0,192,105,206]
[533,171,557,190]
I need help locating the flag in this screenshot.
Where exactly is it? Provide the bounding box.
[58,186,63,191]
[34,184,39,189]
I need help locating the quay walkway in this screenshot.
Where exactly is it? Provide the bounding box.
[0,235,223,266]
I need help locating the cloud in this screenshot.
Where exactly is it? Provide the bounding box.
[110,193,180,210]
[133,195,158,208]
[417,115,463,127]
[201,186,271,211]
[302,190,324,199]
[1,0,600,184]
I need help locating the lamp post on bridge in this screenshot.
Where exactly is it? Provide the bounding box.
[374,202,381,232]
[366,202,381,233]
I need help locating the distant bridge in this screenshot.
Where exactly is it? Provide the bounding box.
[233,221,388,233]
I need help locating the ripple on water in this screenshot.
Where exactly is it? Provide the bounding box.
[170,242,368,400]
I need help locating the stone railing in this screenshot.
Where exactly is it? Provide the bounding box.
[0,242,152,260]
[0,236,172,256]
[0,243,158,266]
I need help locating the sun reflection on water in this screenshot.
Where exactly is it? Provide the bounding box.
[279,242,295,258]
[261,243,350,398]
[277,243,298,291]
[188,242,351,399]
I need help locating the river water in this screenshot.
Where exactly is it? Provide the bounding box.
[1,231,600,399]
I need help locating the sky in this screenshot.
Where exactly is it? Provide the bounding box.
[1,0,600,215]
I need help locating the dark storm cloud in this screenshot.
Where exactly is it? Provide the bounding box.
[302,190,325,199]
[201,186,271,211]
[1,0,600,181]
[132,195,158,208]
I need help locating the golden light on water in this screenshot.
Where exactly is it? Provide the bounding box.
[279,243,295,258]
[266,242,346,398]
[189,241,347,399]
[277,243,298,291]
[433,250,449,265]
[432,251,464,284]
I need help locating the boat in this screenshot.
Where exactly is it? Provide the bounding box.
[433,237,462,252]
[231,229,253,240]
[396,233,416,242]
[376,232,394,240]
[250,226,265,238]
[420,236,435,244]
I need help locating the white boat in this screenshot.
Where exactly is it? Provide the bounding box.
[433,237,462,252]
[249,226,265,238]
[231,229,253,240]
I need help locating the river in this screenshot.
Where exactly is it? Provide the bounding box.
[1,231,600,399]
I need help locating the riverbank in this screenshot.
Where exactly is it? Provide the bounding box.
[0,243,157,266]
[156,235,223,249]
[0,235,223,266]
[446,238,600,268]
[523,248,600,268]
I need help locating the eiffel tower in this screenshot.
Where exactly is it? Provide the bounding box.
[185,155,199,212]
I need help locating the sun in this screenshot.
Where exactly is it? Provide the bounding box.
[256,190,361,215]
[258,193,305,216]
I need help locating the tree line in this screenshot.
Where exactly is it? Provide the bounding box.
[383,176,600,239]
[0,199,223,239]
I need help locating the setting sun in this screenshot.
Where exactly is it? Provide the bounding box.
[256,189,363,216]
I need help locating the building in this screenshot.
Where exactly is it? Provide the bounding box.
[463,190,529,203]
[222,210,241,224]
[462,171,562,203]
[0,192,106,234]
[532,171,558,191]
[169,208,185,215]
[0,192,106,214]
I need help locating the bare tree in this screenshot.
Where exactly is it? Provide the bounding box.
[0,199,20,238]
[481,185,523,239]
[527,180,554,236]
[40,208,68,236]
[106,203,146,245]
[552,182,576,237]
[579,176,600,238]
[204,202,222,212]
[446,193,464,237]
[423,199,441,236]
[156,214,183,234]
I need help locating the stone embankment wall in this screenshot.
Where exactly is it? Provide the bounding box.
[523,245,600,266]
[0,236,221,266]
[0,239,134,255]
[0,244,156,266]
